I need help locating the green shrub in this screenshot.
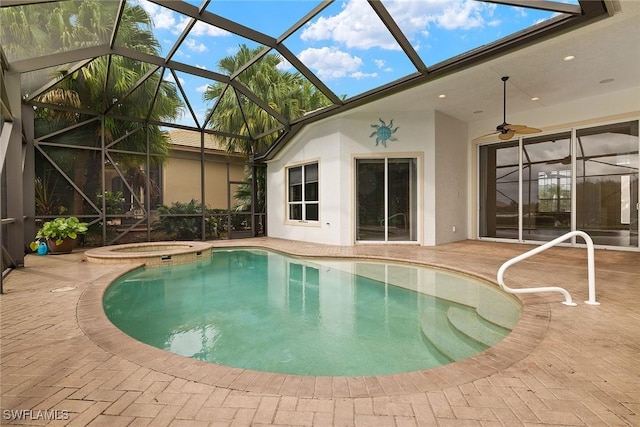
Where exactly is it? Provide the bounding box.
[154,200,205,240]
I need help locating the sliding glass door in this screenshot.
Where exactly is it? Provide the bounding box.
[356,158,417,242]
[478,141,519,239]
[576,122,638,247]
[521,132,572,242]
[479,120,639,248]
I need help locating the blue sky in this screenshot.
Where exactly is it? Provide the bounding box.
[135,0,574,127]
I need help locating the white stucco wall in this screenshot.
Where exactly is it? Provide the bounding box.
[434,111,468,245]
[266,120,348,245]
[267,109,471,246]
[340,111,434,245]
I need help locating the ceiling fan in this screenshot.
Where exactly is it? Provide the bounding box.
[474,76,542,141]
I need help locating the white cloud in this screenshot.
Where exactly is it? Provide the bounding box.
[435,0,487,30]
[173,16,191,35]
[300,0,497,51]
[373,59,393,72]
[138,0,231,38]
[389,0,494,31]
[350,71,378,79]
[301,0,399,50]
[533,15,555,25]
[185,39,207,53]
[514,6,528,18]
[191,20,231,37]
[276,58,293,72]
[196,84,209,93]
[175,50,190,59]
[195,64,207,70]
[298,47,363,80]
[163,73,185,86]
[137,0,176,30]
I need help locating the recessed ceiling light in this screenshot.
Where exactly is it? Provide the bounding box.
[531,97,540,101]
[438,94,446,99]
[563,55,575,61]
[599,78,615,84]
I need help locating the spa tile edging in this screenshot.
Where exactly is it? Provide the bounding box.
[84,241,214,266]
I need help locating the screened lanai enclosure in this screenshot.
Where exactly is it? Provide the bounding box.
[1,0,614,282]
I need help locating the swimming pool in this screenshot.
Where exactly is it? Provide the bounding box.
[103,248,521,376]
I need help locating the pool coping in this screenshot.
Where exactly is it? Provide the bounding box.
[77,243,550,398]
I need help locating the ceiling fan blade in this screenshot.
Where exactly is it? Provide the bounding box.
[498,131,515,141]
[472,131,499,142]
[515,126,542,134]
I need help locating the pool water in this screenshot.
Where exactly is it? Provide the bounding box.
[103,249,521,376]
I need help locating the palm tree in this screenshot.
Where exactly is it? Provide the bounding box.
[2,1,183,215]
[0,0,115,61]
[203,45,333,155]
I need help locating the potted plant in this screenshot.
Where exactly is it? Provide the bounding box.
[30,216,89,254]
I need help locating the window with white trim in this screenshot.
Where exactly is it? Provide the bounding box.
[287,162,318,221]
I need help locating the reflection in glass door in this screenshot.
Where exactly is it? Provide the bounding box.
[522,132,572,242]
[576,122,638,247]
[479,141,520,239]
[356,158,417,242]
[479,120,639,248]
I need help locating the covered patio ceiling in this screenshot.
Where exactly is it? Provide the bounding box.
[1,0,614,156]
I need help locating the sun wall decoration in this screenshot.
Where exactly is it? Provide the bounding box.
[370,118,399,147]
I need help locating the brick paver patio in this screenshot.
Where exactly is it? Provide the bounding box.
[1,238,638,426]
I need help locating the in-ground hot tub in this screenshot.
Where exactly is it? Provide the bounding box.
[85,241,213,267]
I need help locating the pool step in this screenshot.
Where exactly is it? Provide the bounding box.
[446,306,509,348]
[420,306,486,362]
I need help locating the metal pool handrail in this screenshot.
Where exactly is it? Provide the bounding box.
[497,230,599,307]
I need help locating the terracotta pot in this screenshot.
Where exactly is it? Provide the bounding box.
[47,237,77,254]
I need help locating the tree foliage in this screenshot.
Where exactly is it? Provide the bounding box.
[204,45,333,155]
[2,0,184,215]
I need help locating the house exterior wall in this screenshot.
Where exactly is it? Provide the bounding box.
[163,150,246,209]
[266,110,468,246]
[266,121,346,245]
[434,111,468,245]
[268,85,639,248]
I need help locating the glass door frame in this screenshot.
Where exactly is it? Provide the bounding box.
[354,155,419,244]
